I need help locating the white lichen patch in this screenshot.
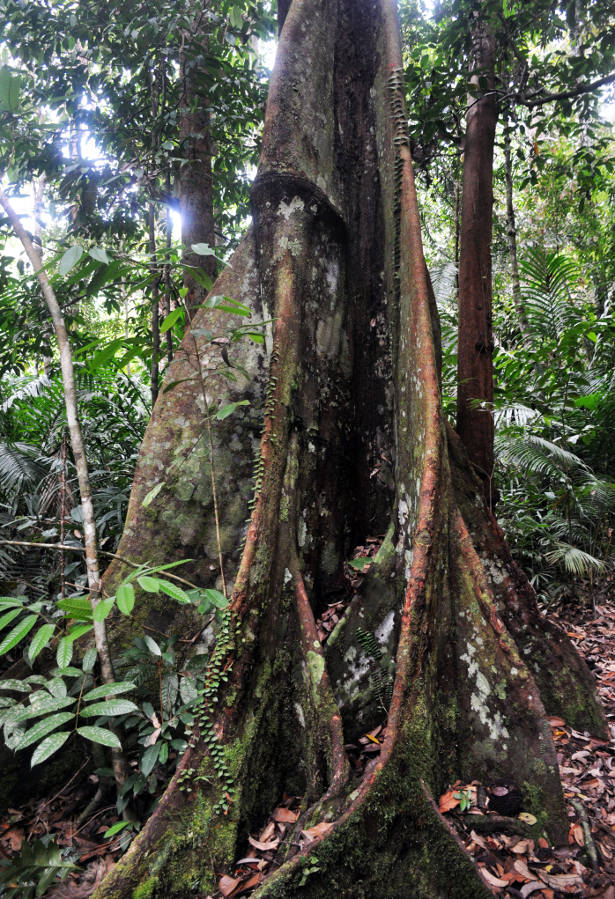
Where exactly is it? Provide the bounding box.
[461,642,510,744]
[284,567,293,585]
[279,196,305,220]
[375,611,395,649]
[298,516,307,548]
[294,702,305,728]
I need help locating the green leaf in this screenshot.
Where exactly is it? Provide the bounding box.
[116,582,135,615]
[89,246,110,264]
[140,742,160,776]
[9,695,75,723]
[104,820,133,838]
[0,607,24,631]
[0,614,38,654]
[56,636,73,669]
[160,308,183,333]
[31,731,70,766]
[191,242,216,256]
[28,624,56,661]
[58,245,83,276]
[203,588,228,609]
[0,597,25,609]
[66,623,93,642]
[15,711,75,751]
[82,647,97,672]
[0,678,31,692]
[82,681,136,702]
[143,635,162,657]
[0,67,21,112]
[142,482,164,508]
[76,725,122,748]
[229,6,243,28]
[348,557,372,571]
[137,575,161,593]
[57,596,93,620]
[80,699,139,717]
[93,598,115,622]
[156,580,190,604]
[215,400,250,420]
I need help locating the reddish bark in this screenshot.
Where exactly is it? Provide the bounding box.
[456,11,498,506]
[94,2,604,896]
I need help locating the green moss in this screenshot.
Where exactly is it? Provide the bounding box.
[132,877,158,899]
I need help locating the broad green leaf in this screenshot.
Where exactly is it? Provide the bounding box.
[89,246,110,264]
[93,598,115,622]
[66,623,93,642]
[143,635,161,657]
[57,596,93,620]
[229,5,243,28]
[0,678,31,692]
[82,647,97,672]
[156,580,190,604]
[142,482,164,508]
[215,400,250,420]
[116,582,135,615]
[28,623,56,662]
[0,614,38,654]
[56,637,73,669]
[31,731,70,766]
[9,695,75,723]
[348,557,372,570]
[80,699,139,717]
[138,575,161,593]
[203,588,228,609]
[76,725,122,748]
[15,711,75,751]
[0,597,25,609]
[82,681,136,702]
[140,743,160,776]
[191,242,216,256]
[58,244,83,276]
[160,308,183,333]
[0,67,21,111]
[0,607,24,631]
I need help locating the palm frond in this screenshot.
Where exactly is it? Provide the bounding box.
[544,542,607,576]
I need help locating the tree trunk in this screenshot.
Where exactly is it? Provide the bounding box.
[95,1,605,896]
[179,5,217,311]
[502,118,531,344]
[456,8,497,506]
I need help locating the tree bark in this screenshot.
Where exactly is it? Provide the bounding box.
[94,1,606,896]
[502,118,531,344]
[456,8,498,506]
[179,5,217,311]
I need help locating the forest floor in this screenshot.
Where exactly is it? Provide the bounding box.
[1,590,615,897]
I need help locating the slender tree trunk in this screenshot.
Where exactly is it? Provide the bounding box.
[94,2,605,895]
[456,9,497,506]
[502,117,531,344]
[179,6,217,312]
[0,185,127,793]
[148,203,161,405]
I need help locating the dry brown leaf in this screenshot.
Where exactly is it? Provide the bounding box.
[272,807,299,824]
[438,789,461,813]
[218,875,241,897]
[521,882,549,898]
[479,866,509,888]
[248,835,279,852]
[537,870,584,890]
[258,821,276,843]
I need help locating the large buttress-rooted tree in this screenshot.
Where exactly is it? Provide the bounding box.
[96,1,605,896]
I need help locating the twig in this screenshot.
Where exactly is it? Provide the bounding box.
[571,799,600,871]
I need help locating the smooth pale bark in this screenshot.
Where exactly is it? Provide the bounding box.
[456,11,497,505]
[94,2,605,896]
